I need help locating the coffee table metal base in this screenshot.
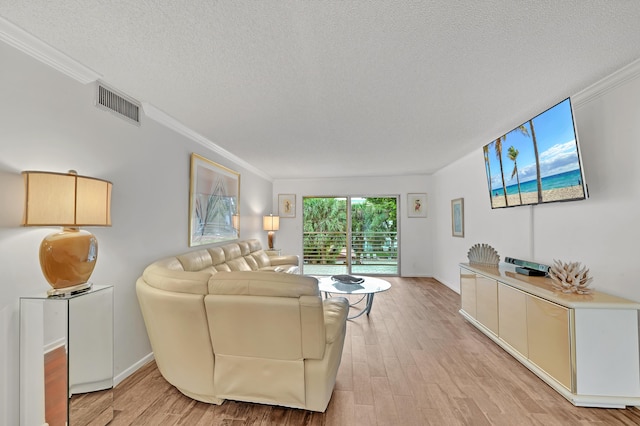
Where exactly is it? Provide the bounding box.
[323,292,376,319]
[317,276,390,320]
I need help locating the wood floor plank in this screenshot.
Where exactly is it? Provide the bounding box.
[351,361,374,406]
[370,376,399,424]
[324,390,355,426]
[364,341,386,378]
[333,351,353,391]
[109,277,640,425]
[350,334,367,364]
[394,394,427,425]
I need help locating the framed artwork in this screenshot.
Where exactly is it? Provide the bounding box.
[278,194,296,218]
[451,198,464,237]
[407,193,427,217]
[189,153,240,247]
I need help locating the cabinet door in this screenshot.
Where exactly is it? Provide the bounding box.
[498,284,528,356]
[476,276,498,335]
[526,295,572,391]
[460,269,476,318]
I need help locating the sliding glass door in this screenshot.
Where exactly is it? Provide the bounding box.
[350,197,398,275]
[302,196,398,276]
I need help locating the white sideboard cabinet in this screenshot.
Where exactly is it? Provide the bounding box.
[459,263,640,408]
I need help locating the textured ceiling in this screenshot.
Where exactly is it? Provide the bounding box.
[2,1,640,179]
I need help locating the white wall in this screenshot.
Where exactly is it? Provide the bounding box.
[273,175,432,276]
[0,43,273,425]
[432,60,640,305]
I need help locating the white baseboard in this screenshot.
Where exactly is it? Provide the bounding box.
[114,352,154,387]
[43,338,66,354]
[433,274,460,294]
[399,274,433,278]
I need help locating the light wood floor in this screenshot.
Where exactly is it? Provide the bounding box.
[112,277,640,425]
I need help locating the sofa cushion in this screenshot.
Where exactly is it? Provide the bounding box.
[177,250,213,272]
[226,257,252,271]
[215,263,232,272]
[208,247,226,266]
[222,243,242,261]
[251,250,272,268]
[268,255,301,267]
[247,239,262,253]
[208,271,319,298]
[243,255,260,271]
[237,241,251,256]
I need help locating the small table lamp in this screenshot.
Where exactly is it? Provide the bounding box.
[22,170,112,296]
[262,214,280,249]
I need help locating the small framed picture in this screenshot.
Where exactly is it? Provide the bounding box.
[451,198,464,237]
[407,193,427,217]
[278,194,296,218]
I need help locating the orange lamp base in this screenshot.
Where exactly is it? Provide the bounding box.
[39,227,98,294]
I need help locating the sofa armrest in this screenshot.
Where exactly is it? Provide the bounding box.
[142,263,211,295]
[268,254,299,266]
[323,298,349,343]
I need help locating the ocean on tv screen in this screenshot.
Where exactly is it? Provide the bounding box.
[490,169,585,208]
[491,168,584,197]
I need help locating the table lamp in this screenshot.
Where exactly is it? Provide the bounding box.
[22,170,112,296]
[262,214,279,249]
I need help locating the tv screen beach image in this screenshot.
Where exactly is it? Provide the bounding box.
[483,98,586,209]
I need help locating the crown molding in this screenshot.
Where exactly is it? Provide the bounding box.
[0,16,101,84]
[142,102,273,181]
[572,57,640,107]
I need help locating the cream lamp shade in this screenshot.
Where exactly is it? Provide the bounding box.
[262,214,279,249]
[262,215,280,231]
[22,170,112,296]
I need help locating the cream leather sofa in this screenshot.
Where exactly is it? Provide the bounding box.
[136,239,349,412]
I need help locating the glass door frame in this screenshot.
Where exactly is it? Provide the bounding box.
[302,194,400,276]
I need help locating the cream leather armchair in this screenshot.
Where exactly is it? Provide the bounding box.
[136,269,349,412]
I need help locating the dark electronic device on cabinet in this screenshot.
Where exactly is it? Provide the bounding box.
[505,257,550,277]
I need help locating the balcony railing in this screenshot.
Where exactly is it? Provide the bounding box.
[303,231,398,275]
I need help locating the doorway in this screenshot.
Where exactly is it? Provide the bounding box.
[302,196,399,276]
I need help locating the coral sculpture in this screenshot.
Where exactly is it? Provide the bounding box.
[467,243,500,266]
[548,259,593,294]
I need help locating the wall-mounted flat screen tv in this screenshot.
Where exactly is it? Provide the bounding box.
[483,98,588,209]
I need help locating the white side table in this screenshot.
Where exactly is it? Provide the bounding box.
[20,285,114,426]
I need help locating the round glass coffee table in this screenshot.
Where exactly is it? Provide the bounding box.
[317,276,391,319]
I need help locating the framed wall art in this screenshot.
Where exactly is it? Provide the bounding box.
[451,198,464,237]
[278,194,296,218]
[189,153,240,246]
[407,193,427,217]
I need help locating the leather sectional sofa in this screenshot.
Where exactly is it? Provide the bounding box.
[136,239,349,412]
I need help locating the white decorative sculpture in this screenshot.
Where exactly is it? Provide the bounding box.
[548,259,593,294]
[467,243,500,266]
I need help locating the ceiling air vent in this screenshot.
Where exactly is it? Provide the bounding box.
[95,82,141,125]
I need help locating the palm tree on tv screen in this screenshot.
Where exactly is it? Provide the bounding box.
[483,145,492,196]
[528,119,543,203]
[508,145,523,205]
[494,138,509,206]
